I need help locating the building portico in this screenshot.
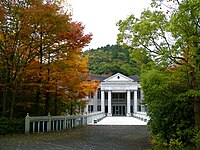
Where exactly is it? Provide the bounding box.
[100,73,138,117]
[86,73,147,117]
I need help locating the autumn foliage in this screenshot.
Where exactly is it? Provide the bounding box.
[0,0,99,118]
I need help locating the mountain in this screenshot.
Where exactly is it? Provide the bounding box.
[83,44,140,76]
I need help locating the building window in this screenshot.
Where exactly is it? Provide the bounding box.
[131,105,133,113]
[131,92,134,100]
[138,105,141,112]
[88,105,94,113]
[145,106,148,112]
[112,93,126,99]
[112,93,118,99]
[89,92,94,99]
[105,92,108,99]
[137,88,141,99]
[97,88,101,99]
[119,93,125,99]
[105,106,108,113]
[97,105,101,111]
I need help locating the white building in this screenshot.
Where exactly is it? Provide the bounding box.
[85,73,147,117]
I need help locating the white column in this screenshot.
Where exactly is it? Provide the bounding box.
[107,91,112,116]
[126,90,131,117]
[134,90,138,114]
[101,90,105,113]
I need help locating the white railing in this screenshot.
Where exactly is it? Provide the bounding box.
[25,112,106,134]
[133,112,150,122]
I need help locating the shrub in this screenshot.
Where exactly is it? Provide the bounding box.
[0,117,24,135]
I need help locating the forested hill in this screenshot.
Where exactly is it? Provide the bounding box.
[83,45,140,76]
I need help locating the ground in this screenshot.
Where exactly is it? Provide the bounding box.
[0,117,152,150]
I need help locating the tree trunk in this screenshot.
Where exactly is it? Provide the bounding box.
[194,96,200,130]
[54,93,58,115]
[45,51,51,115]
[45,92,50,114]
[194,96,200,149]
[35,33,43,112]
[190,68,200,148]
[70,102,73,115]
[10,90,17,119]
[3,70,11,116]
[2,88,8,116]
[191,70,200,130]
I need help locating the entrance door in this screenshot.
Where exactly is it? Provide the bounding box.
[115,106,118,115]
[122,106,126,116]
[112,106,126,116]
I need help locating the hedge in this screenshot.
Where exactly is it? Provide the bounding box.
[0,117,24,135]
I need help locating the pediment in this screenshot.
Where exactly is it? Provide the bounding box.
[103,73,134,82]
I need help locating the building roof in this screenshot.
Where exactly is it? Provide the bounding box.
[128,75,139,82]
[88,74,108,82]
[104,73,134,82]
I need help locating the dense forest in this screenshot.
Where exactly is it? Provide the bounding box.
[83,45,141,76]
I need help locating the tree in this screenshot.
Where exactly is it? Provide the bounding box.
[0,0,40,117]
[0,0,93,117]
[141,66,195,147]
[117,0,200,147]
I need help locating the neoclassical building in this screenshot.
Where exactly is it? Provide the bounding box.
[85,73,147,117]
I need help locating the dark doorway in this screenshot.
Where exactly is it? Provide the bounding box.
[112,105,126,116]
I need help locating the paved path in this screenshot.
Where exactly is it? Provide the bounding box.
[0,117,151,150]
[94,116,147,125]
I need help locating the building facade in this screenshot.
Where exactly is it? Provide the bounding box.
[85,73,147,117]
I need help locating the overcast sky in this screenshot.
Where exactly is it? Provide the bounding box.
[68,0,152,50]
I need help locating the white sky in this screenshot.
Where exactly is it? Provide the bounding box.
[67,0,152,50]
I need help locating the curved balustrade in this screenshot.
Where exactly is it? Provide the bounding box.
[25,112,106,134]
[133,112,150,122]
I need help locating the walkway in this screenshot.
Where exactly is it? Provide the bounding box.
[94,116,147,125]
[0,117,151,150]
